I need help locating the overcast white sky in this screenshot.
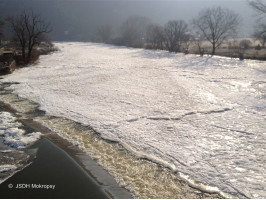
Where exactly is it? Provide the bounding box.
[107,0,255,36]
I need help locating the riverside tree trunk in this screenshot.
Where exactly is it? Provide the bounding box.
[212,43,216,55]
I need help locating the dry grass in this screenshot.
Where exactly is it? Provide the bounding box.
[190,46,266,60]
[188,38,266,60]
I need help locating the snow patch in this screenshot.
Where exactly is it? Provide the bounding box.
[0,164,17,173]
[0,111,42,148]
[3,131,42,149]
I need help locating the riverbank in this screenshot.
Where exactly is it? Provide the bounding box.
[0,43,58,76]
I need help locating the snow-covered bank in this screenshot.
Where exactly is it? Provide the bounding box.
[1,42,265,198]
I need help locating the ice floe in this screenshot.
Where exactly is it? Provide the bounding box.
[0,112,42,149]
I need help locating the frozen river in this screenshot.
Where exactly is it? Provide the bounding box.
[1,42,265,198]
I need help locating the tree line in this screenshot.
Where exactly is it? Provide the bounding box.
[91,1,266,57]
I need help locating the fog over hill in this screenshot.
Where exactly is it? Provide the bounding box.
[0,0,255,41]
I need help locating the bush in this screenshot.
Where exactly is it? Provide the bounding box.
[255,44,261,50]
[239,39,252,49]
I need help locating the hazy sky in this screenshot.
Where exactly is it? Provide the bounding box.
[0,0,258,40]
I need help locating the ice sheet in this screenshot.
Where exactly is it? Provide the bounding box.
[2,42,265,198]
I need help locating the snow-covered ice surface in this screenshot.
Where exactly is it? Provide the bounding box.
[2,42,266,198]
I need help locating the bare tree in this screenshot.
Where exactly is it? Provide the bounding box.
[249,0,266,47]
[164,20,189,52]
[95,24,113,43]
[121,16,151,47]
[7,15,27,61]
[249,0,266,16]
[146,24,165,49]
[253,24,266,47]
[192,32,206,56]
[193,7,240,55]
[181,33,192,54]
[0,18,4,45]
[7,11,52,63]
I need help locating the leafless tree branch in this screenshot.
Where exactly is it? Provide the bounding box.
[249,0,266,15]
[164,20,189,52]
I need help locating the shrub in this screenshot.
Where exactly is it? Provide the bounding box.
[255,44,262,50]
[239,39,252,49]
